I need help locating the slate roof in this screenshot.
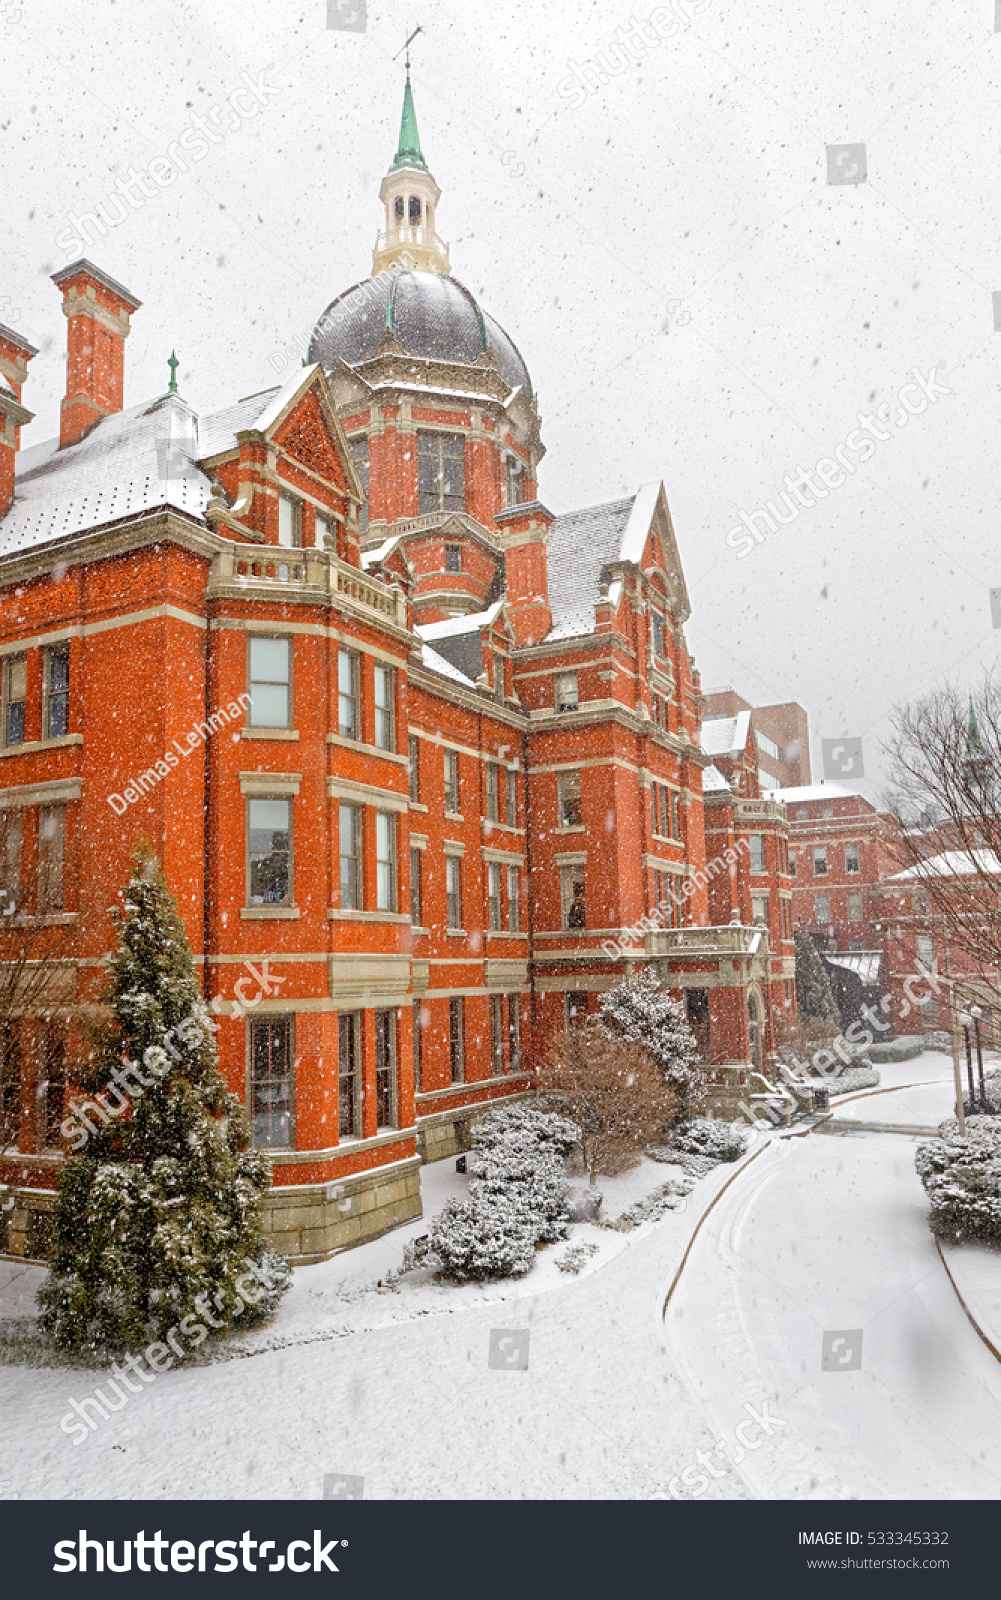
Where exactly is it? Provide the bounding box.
[545,495,635,641]
[701,763,732,794]
[419,642,478,689]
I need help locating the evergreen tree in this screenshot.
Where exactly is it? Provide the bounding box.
[793,928,840,1026]
[38,848,290,1353]
[596,969,702,1116]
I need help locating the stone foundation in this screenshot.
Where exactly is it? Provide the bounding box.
[264,1154,423,1264]
[417,1091,531,1163]
[0,1187,57,1262]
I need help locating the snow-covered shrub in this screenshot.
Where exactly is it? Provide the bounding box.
[430,1193,537,1281]
[828,1065,880,1096]
[667,1117,749,1164]
[555,1242,598,1274]
[596,970,702,1116]
[915,1115,1001,1244]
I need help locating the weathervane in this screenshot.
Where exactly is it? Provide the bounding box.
[167,350,179,394]
[394,24,423,77]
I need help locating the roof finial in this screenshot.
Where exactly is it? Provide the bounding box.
[167,350,179,394]
[395,24,423,77]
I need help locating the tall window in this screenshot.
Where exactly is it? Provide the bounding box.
[916,933,934,970]
[37,1026,65,1148]
[375,1009,396,1129]
[444,542,462,573]
[408,734,420,803]
[789,849,797,877]
[672,792,680,839]
[559,770,583,827]
[489,995,504,1076]
[488,862,503,931]
[338,648,360,741]
[845,843,860,874]
[554,670,578,712]
[37,804,66,913]
[351,437,369,534]
[660,787,670,839]
[505,456,524,507]
[914,889,930,916]
[1,1026,21,1147]
[410,848,422,926]
[651,785,660,838]
[812,847,828,876]
[446,855,462,929]
[419,431,466,515]
[443,749,460,814]
[248,798,291,906]
[376,811,396,911]
[561,864,586,930]
[751,893,768,925]
[339,804,363,910]
[505,769,517,827]
[507,995,521,1074]
[44,644,70,739]
[1,810,22,913]
[248,636,291,728]
[2,655,26,747]
[846,892,863,922]
[373,665,394,751]
[412,1001,423,1092]
[814,894,831,923]
[338,1012,360,1137]
[650,613,665,657]
[507,865,520,933]
[449,997,464,1083]
[493,651,505,703]
[486,763,500,823]
[749,834,766,873]
[277,494,302,549]
[250,1017,293,1149]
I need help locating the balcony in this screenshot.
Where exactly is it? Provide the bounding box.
[206,544,408,631]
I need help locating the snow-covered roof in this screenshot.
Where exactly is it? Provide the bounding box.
[701,711,751,758]
[824,950,883,984]
[416,601,504,641]
[197,389,279,459]
[419,642,479,689]
[545,495,635,641]
[889,848,1001,881]
[764,783,854,803]
[701,763,732,794]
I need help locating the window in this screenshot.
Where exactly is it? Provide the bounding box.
[507,995,521,1073]
[247,798,291,906]
[37,804,66,913]
[660,787,670,839]
[410,848,422,926]
[449,997,464,1083]
[486,762,500,823]
[845,843,860,874]
[443,749,460,814]
[555,670,578,712]
[376,812,396,911]
[561,864,586,930]
[419,431,466,515]
[914,889,930,916]
[338,1012,360,1137]
[413,1001,423,1092]
[749,834,766,873]
[650,613,665,657]
[508,865,520,933]
[566,992,589,1029]
[250,1017,293,1149]
[375,1009,396,1128]
[1,810,22,913]
[493,651,505,704]
[916,933,934,969]
[373,665,394,751]
[37,1027,65,1149]
[751,894,768,925]
[1,1026,20,1148]
[444,542,462,573]
[339,804,363,910]
[789,849,797,878]
[446,855,462,928]
[850,940,863,952]
[488,861,503,931]
[2,655,26,747]
[351,437,369,533]
[796,807,809,821]
[672,792,680,839]
[338,648,360,741]
[756,731,781,761]
[505,768,517,827]
[846,892,863,922]
[277,494,302,549]
[490,994,504,1076]
[248,636,291,728]
[505,456,524,507]
[821,804,834,819]
[559,770,583,827]
[408,734,420,803]
[44,644,70,740]
[409,194,421,222]
[814,893,831,923]
[812,846,828,876]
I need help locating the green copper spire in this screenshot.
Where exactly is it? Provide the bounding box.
[967,694,983,756]
[167,350,179,394]
[390,27,431,175]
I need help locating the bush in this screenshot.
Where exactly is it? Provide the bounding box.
[829,1065,880,1096]
[915,1115,1001,1244]
[667,1117,749,1164]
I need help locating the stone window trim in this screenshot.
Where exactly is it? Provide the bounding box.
[326,776,408,813]
[0,778,81,809]
[410,833,428,850]
[443,840,467,857]
[239,772,301,797]
[481,847,526,866]
[554,850,587,866]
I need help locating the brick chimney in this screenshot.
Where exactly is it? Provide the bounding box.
[495,500,553,647]
[0,323,37,514]
[50,259,141,448]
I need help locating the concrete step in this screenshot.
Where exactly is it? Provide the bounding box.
[816,1117,939,1137]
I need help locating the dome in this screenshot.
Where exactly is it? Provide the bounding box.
[308,270,533,399]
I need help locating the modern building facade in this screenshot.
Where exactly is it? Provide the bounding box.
[702,688,811,790]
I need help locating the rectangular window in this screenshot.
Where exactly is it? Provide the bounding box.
[489,994,504,1076]
[488,861,503,931]
[2,655,26,747]
[373,665,395,751]
[845,843,860,874]
[351,437,369,534]
[1,810,22,914]
[446,855,462,929]
[412,1001,423,1093]
[376,811,396,911]
[338,648,360,741]
[37,1027,65,1149]
[248,635,291,729]
[410,848,422,926]
[559,769,583,827]
[37,804,66,913]
[494,651,505,703]
[507,995,521,1074]
[443,749,460,814]
[846,892,863,922]
[812,846,828,876]
[671,792,680,839]
[789,849,797,877]
[277,494,302,549]
[43,644,70,740]
[408,734,420,803]
[505,456,524,507]
[749,834,766,873]
[660,786,670,840]
[914,889,930,915]
[486,762,500,823]
[338,1012,360,1138]
[0,1025,20,1149]
[917,933,934,968]
[651,785,659,837]
[248,798,291,906]
[751,893,768,925]
[449,996,464,1083]
[561,863,587,930]
[555,670,578,712]
[508,865,520,933]
[419,431,466,515]
[375,1009,396,1129]
[444,542,462,573]
[814,893,831,923]
[505,768,517,827]
[650,613,665,658]
[566,992,589,1029]
[250,1017,293,1149]
[339,804,363,910]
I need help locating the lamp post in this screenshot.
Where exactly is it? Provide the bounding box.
[970,1004,986,1108]
[959,1009,975,1111]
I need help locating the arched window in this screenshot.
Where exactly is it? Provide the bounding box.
[409,195,422,223]
[394,196,404,219]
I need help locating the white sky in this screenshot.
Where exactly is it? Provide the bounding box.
[5,0,1001,800]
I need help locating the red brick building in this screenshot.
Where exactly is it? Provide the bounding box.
[702,688,811,790]
[0,72,792,1263]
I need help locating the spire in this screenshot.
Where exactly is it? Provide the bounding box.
[167,350,179,394]
[373,32,450,276]
[392,64,429,175]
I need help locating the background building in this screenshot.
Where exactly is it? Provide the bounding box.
[702,688,811,790]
